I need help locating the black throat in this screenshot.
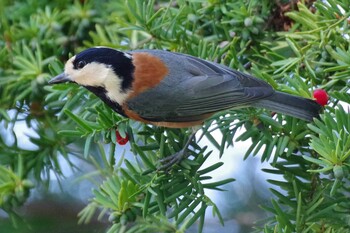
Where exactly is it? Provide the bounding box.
[84,86,127,117]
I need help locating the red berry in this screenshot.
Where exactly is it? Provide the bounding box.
[116,130,129,145]
[313,89,328,106]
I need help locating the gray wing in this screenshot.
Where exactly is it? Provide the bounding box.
[126,50,274,122]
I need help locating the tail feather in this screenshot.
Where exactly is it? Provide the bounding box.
[252,91,321,121]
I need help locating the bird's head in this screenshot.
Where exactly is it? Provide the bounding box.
[49,47,134,105]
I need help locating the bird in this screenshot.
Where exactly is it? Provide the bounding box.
[49,47,321,169]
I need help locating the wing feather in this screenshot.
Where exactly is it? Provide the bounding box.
[126,50,274,122]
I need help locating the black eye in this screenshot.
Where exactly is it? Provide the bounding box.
[77,60,86,69]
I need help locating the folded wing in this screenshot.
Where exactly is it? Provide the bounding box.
[126,52,274,122]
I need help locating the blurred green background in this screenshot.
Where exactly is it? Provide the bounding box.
[1,0,350,232]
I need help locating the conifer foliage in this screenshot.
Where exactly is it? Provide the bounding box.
[1,0,350,232]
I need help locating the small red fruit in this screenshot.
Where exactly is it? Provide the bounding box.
[116,130,129,145]
[313,89,328,106]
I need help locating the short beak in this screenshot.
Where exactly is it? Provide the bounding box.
[48,73,71,84]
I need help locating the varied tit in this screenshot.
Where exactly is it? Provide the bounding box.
[49,47,321,168]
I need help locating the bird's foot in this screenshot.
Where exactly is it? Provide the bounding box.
[157,149,187,171]
[157,128,199,171]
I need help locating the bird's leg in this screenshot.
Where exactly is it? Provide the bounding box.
[158,128,198,171]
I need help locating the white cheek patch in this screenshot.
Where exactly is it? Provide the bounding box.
[68,62,109,86]
[64,56,76,79]
[64,57,130,105]
[104,72,130,104]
